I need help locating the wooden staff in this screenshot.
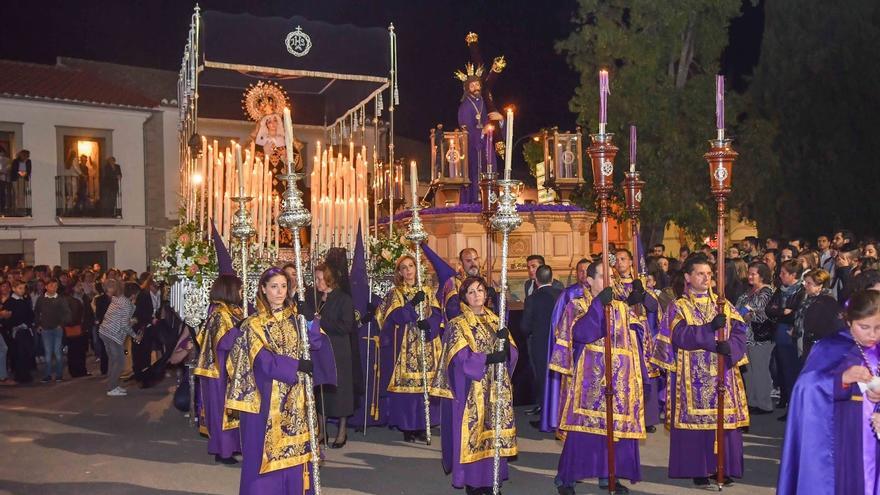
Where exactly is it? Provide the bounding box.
[705,130,738,488]
[587,131,619,493]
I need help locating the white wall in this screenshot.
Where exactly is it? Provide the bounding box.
[0,97,151,270]
[162,107,180,221]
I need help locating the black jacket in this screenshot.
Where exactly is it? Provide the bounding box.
[521,285,563,341]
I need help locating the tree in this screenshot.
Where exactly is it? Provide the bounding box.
[557,0,778,244]
[749,0,880,239]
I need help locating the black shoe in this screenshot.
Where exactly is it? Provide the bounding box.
[598,480,630,494]
[557,486,575,495]
[525,405,542,416]
[646,425,657,433]
[776,400,788,409]
[529,420,542,429]
[749,407,773,415]
[403,431,416,443]
[777,414,788,421]
[709,474,734,487]
[330,437,347,449]
[693,477,713,487]
[214,455,238,465]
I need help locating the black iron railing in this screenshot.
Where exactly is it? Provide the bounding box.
[0,179,32,217]
[55,176,121,218]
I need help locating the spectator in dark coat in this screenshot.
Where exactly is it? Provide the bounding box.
[520,264,562,423]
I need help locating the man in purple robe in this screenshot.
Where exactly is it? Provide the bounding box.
[651,257,750,490]
[554,260,647,494]
[611,248,662,432]
[541,258,591,433]
[455,65,504,204]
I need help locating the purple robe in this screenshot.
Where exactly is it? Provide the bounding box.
[201,327,241,458]
[556,297,645,484]
[350,314,388,428]
[655,296,749,479]
[231,314,337,495]
[194,303,243,459]
[457,95,497,204]
[433,309,518,490]
[778,330,880,494]
[379,292,442,431]
[541,283,585,432]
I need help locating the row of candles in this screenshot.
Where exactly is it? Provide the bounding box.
[308,144,371,251]
[187,137,281,255]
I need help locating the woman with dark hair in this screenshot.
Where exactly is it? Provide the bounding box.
[376,255,442,443]
[736,261,775,414]
[194,274,244,464]
[432,276,517,495]
[7,280,34,383]
[767,259,806,416]
[725,258,749,305]
[778,290,880,494]
[226,267,335,495]
[313,262,356,448]
[64,281,90,378]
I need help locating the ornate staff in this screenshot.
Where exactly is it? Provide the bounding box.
[623,125,645,278]
[489,105,522,495]
[705,75,737,489]
[585,68,618,494]
[405,161,432,445]
[279,108,323,495]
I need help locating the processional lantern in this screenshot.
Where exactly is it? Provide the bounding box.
[541,127,584,203]
[429,125,470,206]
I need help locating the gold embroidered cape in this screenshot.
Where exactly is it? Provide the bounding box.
[431,307,518,463]
[225,306,313,474]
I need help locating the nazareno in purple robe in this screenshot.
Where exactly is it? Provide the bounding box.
[541,283,584,432]
[667,309,747,479]
[380,299,442,431]
[556,297,645,485]
[435,312,519,490]
[194,303,243,459]
[236,318,337,495]
[350,308,389,429]
[777,330,880,494]
[202,326,242,458]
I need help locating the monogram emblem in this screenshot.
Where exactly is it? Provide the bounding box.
[285,26,312,57]
[600,159,613,177]
[714,165,729,183]
[562,150,575,166]
[635,190,642,203]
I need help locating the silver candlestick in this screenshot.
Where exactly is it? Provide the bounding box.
[231,196,256,318]
[276,171,322,495]
[488,179,522,495]
[405,203,432,445]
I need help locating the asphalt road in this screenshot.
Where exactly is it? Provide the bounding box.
[0,366,782,495]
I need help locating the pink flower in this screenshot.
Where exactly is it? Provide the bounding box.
[178,233,190,244]
[197,256,209,265]
[187,265,199,276]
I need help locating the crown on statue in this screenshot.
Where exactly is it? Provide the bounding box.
[491,56,506,74]
[453,62,484,82]
[465,32,479,44]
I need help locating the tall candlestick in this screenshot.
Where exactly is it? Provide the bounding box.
[283,107,295,174]
[599,69,610,134]
[409,160,419,206]
[629,125,637,173]
[716,74,725,140]
[486,126,494,175]
[504,107,514,180]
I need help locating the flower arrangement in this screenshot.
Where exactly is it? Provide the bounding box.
[367,231,429,295]
[152,222,218,284]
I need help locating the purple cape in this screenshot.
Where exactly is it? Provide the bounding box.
[540,283,583,432]
[777,330,880,494]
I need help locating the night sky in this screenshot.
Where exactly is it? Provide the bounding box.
[1,0,762,148]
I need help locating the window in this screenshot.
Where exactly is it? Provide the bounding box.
[55,127,115,217]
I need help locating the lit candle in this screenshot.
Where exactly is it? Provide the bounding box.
[716,74,725,139]
[235,143,244,197]
[282,107,295,174]
[629,125,637,173]
[486,125,493,174]
[599,69,609,134]
[504,107,514,181]
[410,160,418,207]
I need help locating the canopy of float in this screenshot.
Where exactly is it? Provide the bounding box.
[197,10,389,128]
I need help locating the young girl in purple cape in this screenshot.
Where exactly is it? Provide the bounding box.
[778,289,880,494]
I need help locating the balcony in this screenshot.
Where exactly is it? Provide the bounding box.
[55,176,121,218]
[0,179,32,217]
